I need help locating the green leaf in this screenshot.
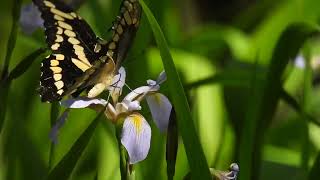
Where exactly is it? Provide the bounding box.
[0,0,23,134]
[238,23,319,180]
[46,113,102,180]
[8,48,48,81]
[185,66,266,89]
[0,82,11,134]
[280,89,320,127]
[166,108,178,180]
[48,102,61,170]
[139,0,211,179]
[308,151,320,179]
[1,0,22,79]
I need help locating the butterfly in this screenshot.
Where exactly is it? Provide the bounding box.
[33,0,141,102]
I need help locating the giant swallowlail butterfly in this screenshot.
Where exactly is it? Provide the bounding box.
[33,0,141,102]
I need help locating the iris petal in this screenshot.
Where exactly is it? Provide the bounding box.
[49,109,69,144]
[121,113,151,164]
[60,97,108,108]
[108,67,126,102]
[146,93,172,132]
[20,3,43,34]
[156,71,166,84]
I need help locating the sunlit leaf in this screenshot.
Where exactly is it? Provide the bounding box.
[239,23,319,179]
[46,113,102,180]
[139,0,211,178]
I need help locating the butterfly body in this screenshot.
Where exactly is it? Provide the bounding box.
[33,0,141,102]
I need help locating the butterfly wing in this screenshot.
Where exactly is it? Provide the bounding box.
[103,0,142,69]
[33,0,101,102]
[74,0,142,98]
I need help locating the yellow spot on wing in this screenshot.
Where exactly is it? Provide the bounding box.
[73,44,84,51]
[71,58,91,71]
[50,60,59,66]
[58,21,73,30]
[53,74,62,81]
[57,89,64,95]
[54,81,64,89]
[107,50,114,57]
[64,30,76,37]
[117,25,123,34]
[55,35,63,42]
[109,42,116,50]
[51,43,60,50]
[121,19,126,25]
[68,37,80,44]
[132,18,138,24]
[56,27,63,34]
[124,11,132,25]
[55,54,65,60]
[44,0,55,8]
[50,67,62,73]
[54,14,64,21]
[50,8,74,20]
[124,1,133,11]
[73,45,91,66]
[70,12,77,18]
[113,34,120,42]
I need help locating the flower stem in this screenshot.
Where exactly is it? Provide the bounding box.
[116,126,129,180]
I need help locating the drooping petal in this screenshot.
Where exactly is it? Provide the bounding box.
[156,71,167,84]
[146,93,172,132]
[49,109,69,144]
[19,3,43,34]
[123,86,151,102]
[60,97,108,108]
[121,113,151,164]
[107,67,126,102]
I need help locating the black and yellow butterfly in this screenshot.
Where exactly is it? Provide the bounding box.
[33,0,141,102]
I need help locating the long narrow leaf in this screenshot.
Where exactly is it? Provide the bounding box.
[308,151,320,179]
[8,48,48,81]
[1,0,22,79]
[239,23,318,179]
[139,0,211,179]
[46,113,102,180]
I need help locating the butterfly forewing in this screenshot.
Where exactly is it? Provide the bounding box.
[33,0,101,102]
[34,0,142,102]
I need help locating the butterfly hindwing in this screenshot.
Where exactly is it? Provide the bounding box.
[104,0,142,68]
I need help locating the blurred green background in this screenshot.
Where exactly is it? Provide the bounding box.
[1,0,320,179]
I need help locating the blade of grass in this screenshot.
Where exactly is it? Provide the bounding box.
[0,82,11,133]
[46,112,102,180]
[184,66,320,128]
[239,23,319,179]
[185,67,266,89]
[139,0,211,179]
[166,108,178,180]
[0,48,47,133]
[301,44,312,173]
[8,48,48,81]
[1,0,22,79]
[0,0,23,134]
[48,102,60,170]
[280,88,320,126]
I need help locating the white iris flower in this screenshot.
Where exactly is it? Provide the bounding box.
[51,68,172,164]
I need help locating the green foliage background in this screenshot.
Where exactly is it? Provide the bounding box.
[1,0,320,179]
